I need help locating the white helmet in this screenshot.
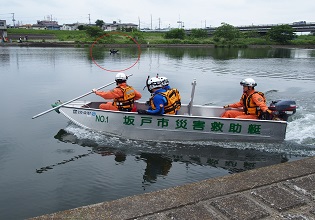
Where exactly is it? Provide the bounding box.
[147,77,162,91]
[159,76,169,87]
[240,78,257,87]
[115,72,127,82]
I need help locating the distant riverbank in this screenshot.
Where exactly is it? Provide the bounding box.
[1,41,315,49]
[4,30,315,49]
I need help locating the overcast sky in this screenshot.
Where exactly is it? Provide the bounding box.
[1,0,314,29]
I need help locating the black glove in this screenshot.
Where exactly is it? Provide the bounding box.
[137,109,148,115]
[260,110,274,120]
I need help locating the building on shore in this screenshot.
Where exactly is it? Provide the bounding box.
[103,21,138,31]
[32,20,62,30]
[0,20,8,42]
[61,23,86,31]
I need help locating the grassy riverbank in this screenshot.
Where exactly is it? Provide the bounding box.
[5,28,315,48]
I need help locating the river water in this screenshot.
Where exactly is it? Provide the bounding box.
[0,46,315,219]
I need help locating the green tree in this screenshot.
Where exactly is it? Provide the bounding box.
[243,30,260,38]
[85,26,104,37]
[190,28,208,38]
[213,23,240,41]
[95,19,105,28]
[77,25,85,30]
[164,28,186,39]
[131,30,144,42]
[268,24,296,44]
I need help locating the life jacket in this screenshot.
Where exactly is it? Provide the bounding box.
[113,86,136,111]
[242,91,266,116]
[150,88,181,114]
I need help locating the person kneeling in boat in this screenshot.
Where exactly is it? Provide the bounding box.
[221,78,272,119]
[92,72,142,111]
[137,77,168,115]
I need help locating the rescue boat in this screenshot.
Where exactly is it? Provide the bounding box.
[34,78,296,142]
[57,98,296,142]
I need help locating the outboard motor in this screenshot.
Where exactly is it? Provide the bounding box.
[268,100,297,121]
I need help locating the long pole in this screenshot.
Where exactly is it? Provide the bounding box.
[188,79,197,116]
[32,74,133,119]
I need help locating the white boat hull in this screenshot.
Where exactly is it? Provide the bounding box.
[59,101,287,142]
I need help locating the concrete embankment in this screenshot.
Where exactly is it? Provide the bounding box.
[31,156,315,220]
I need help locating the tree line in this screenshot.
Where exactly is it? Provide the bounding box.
[83,20,302,45]
[165,23,298,44]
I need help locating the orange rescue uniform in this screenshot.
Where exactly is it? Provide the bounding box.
[221,90,268,119]
[95,82,142,111]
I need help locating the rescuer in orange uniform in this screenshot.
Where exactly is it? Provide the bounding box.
[221,78,272,119]
[92,72,142,111]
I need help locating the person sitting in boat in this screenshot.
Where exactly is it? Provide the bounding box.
[137,77,167,115]
[92,72,142,111]
[221,78,272,119]
[159,76,181,114]
[138,76,181,115]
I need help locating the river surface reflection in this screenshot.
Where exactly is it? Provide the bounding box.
[0,46,314,219]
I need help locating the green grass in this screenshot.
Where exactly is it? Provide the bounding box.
[291,35,315,45]
[7,29,89,42]
[7,29,315,46]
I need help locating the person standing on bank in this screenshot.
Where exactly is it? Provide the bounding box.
[137,77,167,115]
[221,78,272,119]
[92,72,142,111]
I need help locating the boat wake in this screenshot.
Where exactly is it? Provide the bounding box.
[286,113,315,145]
[62,118,315,157]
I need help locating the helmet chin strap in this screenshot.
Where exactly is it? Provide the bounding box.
[247,86,255,92]
[144,76,153,92]
[243,86,253,93]
[115,80,126,85]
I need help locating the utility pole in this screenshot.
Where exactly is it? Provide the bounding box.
[88,14,91,24]
[11,13,15,27]
[177,15,183,29]
[138,17,140,30]
[150,14,152,30]
[158,18,161,30]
